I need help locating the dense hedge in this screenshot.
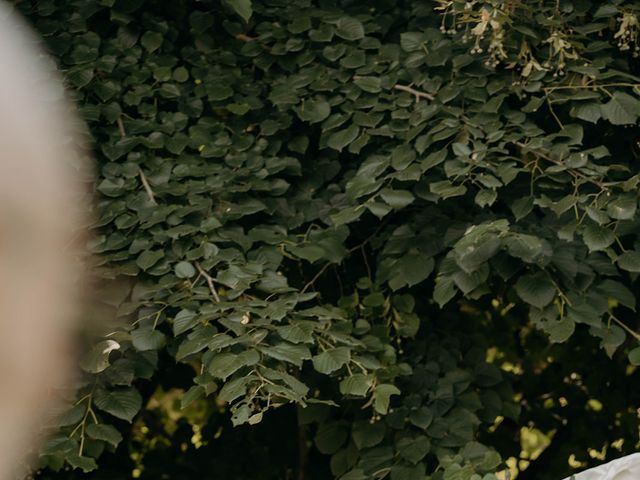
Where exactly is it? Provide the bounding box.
[19,0,640,479]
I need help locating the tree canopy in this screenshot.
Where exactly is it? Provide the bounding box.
[20,0,640,479]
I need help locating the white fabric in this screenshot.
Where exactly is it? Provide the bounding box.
[0,2,88,478]
[564,453,640,480]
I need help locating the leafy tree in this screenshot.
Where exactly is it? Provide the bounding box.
[19,0,640,479]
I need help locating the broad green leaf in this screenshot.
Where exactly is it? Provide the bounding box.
[287,244,326,263]
[433,277,457,307]
[545,317,575,343]
[400,32,424,52]
[40,436,75,455]
[362,292,385,307]
[571,102,601,123]
[94,388,142,422]
[409,407,433,429]
[173,309,198,336]
[335,17,364,41]
[397,435,431,464]
[607,196,637,220]
[136,249,164,270]
[566,302,601,327]
[218,377,248,403]
[583,224,615,252]
[388,252,434,290]
[505,234,545,263]
[226,103,250,115]
[312,347,351,374]
[315,421,348,454]
[224,0,252,22]
[80,340,120,374]
[260,342,311,367]
[390,464,425,480]
[67,455,97,473]
[373,383,401,414]
[380,189,415,209]
[454,235,501,273]
[354,76,381,93]
[629,347,640,366]
[391,144,416,170]
[451,142,471,157]
[475,189,497,207]
[56,404,85,428]
[394,311,420,337]
[600,92,640,125]
[67,67,94,88]
[277,322,315,344]
[330,206,365,226]
[522,96,544,113]
[339,374,372,397]
[173,67,189,82]
[429,181,467,199]
[86,424,123,447]
[181,385,205,409]
[586,207,609,225]
[176,328,221,360]
[208,350,259,380]
[594,4,620,18]
[592,324,626,357]
[511,196,534,220]
[452,263,490,294]
[263,368,309,398]
[421,149,447,171]
[298,99,331,123]
[352,420,386,449]
[618,251,640,272]
[596,279,636,311]
[131,328,166,351]
[140,31,162,52]
[328,125,360,152]
[515,272,556,309]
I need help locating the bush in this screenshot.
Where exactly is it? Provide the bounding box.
[22,0,640,479]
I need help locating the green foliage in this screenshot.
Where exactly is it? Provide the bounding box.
[20,0,640,479]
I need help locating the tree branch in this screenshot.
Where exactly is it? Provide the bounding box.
[195,262,220,302]
[301,262,332,294]
[513,141,611,190]
[116,116,126,137]
[117,115,158,205]
[137,167,158,205]
[236,34,256,42]
[393,84,435,102]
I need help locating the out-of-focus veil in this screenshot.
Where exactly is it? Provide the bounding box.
[0,2,90,478]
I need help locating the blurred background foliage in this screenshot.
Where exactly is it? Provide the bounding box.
[14,0,640,479]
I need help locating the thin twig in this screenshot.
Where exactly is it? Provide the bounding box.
[116,115,158,205]
[138,167,158,205]
[513,141,611,190]
[543,82,640,92]
[393,84,435,102]
[116,116,126,137]
[301,262,332,294]
[348,217,389,254]
[236,34,256,42]
[196,262,220,302]
[361,245,372,282]
[546,96,564,129]
[610,315,640,342]
[302,220,388,294]
[333,265,344,297]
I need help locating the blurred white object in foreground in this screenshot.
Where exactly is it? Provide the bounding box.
[564,453,640,480]
[0,2,90,479]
